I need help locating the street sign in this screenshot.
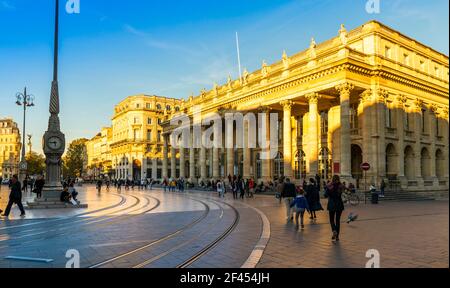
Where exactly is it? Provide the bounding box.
[361,162,371,171]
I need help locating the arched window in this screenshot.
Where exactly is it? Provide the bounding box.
[175,106,180,112]
[166,105,172,111]
[294,150,306,180]
[256,153,262,179]
[273,152,284,179]
[156,104,162,110]
[319,148,332,181]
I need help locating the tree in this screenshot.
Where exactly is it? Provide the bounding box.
[63,138,88,178]
[25,152,46,176]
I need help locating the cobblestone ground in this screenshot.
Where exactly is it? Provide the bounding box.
[0,184,448,268]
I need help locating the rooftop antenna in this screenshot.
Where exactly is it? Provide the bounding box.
[236,32,242,83]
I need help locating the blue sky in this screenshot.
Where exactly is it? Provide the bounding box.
[0,0,448,152]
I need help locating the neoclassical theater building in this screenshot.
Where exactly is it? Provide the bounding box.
[160,21,449,194]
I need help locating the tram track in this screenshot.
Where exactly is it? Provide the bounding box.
[90,194,240,269]
[0,191,161,248]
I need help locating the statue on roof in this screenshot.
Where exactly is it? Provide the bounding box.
[339,24,348,45]
[261,60,269,78]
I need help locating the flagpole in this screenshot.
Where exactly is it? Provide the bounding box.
[236,32,242,82]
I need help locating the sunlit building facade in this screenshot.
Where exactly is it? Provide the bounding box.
[87,95,183,180]
[0,118,21,179]
[161,21,449,195]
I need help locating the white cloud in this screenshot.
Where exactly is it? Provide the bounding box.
[0,1,15,10]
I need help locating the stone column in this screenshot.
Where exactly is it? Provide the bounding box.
[281,100,293,179]
[179,147,186,179]
[226,119,234,177]
[429,105,438,186]
[213,147,220,178]
[375,89,388,183]
[413,99,424,186]
[336,84,354,181]
[141,156,147,181]
[395,95,407,187]
[260,107,272,182]
[441,109,449,184]
[152,158,157,179]
[360,90,373,189]
[189,130,196,183]
[243,118,251,179]
[170,137,176,179]
[200,145,207,181]
[162,134,169,179]
[305,93,320,177]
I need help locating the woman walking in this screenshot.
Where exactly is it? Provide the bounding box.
[305,178,323,220]
[326,175,345,243]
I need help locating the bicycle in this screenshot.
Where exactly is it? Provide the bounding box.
[342,189,360,206]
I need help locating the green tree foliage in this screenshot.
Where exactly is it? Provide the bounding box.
[25,152,46,175]
[63,138,88,178]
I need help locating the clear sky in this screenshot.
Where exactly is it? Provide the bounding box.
[0,0,448,153]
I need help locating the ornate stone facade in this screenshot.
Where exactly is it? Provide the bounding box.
[161,21,449,193]
[0,118,21,179]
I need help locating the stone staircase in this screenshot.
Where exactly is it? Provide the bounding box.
[27,198,88,209]
[364,190,436,202]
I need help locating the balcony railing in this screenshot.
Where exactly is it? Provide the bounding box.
[350,128,360,136]
[405,131,414,138]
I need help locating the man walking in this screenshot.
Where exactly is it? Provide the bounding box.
[281,178,296,222]
[1,175,26,218]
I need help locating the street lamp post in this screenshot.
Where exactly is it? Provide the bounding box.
[16,87,35,182]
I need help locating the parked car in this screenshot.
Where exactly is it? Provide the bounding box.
[2,178,10,185]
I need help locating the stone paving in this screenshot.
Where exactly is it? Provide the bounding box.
[0,184,448,268]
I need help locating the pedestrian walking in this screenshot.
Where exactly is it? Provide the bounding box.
[281,178,296,222]
[239,177,245,199]
[217,179,225,198]
[248,178,255,198]
[305,178,323,220]
[33,175,45,199]
[1,175,26,218]
[290,189,310,230]
[325,175,345,243]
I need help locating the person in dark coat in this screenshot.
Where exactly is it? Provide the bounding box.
[34,175,45,199]
[326,175,345,242]
[2,175,26,218]
[305,178,323,220]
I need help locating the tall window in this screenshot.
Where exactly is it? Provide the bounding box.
[147,130,152,141]
[147,118,152,125]
[436,117,440,137]
[386,107,392,128]
[422,109,426,133]
[385,46,391,59]
[403,53,409,66]
[294,150,306,180]
[405,113,410,131]
[273,152,284,179]
[157,131,162,143]
[297,116,303,141]
[320,112,328,135]
[256,153,262,179]
[319,148,332,181]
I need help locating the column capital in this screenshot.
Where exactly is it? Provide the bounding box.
[440,108,449,120]
[280,100,293,110]
[305,92,321,104]
[375,88,389,103]
[258,105,272,113]
[359,89,372,104]
[394,94,407,108]
[428,103,438,114]
[413,98,424,112]
[335,83,354,95]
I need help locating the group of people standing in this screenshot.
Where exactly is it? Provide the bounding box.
[280,175,346,243]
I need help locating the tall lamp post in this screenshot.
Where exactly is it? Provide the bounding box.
[16,87,35,182]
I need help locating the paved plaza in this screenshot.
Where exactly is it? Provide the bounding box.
[0,184,448,268]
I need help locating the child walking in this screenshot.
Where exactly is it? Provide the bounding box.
[290,189,310,230]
